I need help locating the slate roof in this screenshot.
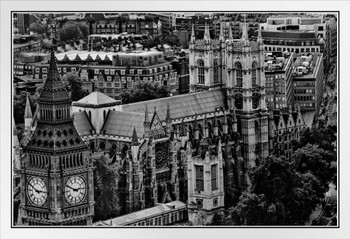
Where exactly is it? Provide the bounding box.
[73,111,94,136]
[101,110,144,138]
[122,89,226,121]
[97,201,186,226]
[73,90,120,108]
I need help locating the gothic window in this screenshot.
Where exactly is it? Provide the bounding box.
[252,92,260,109]
[235,62,243,87]
[195,165,204,191]
[213,59,219,84]
[197,59,205,84]
[234,93,243,110]
[252,61,257,86]
[211,164,218,190]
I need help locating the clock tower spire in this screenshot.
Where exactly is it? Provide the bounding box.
[18,47,95,226]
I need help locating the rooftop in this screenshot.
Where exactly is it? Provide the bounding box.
[121,88,226,121]
[101,110,144,138]
[264,52,293,72]
[293,54,322,80]
[73,90,120,108]
[95,201,186,226]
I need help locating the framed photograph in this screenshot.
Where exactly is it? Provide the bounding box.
[1,1,348,239]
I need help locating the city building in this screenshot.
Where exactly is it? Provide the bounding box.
[292,53,324,113]
[13,40,42,59]
[18,49,95,226]
[260,15,326,38]
[268,105,306,159]
[264,51,294,109]
[256,30,322,55]
[28,50,178,99]
[189,21,269,169]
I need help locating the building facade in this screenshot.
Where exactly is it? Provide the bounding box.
[264,52,294,109]
[189,22,269,168]
[292,53,324,113]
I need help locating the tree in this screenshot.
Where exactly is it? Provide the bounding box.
[61,73,89,101]
[120,81,169,104]
[292,143,337,190]
[231,156,323,225]
[93,154,120,222]
[29,22,48,35]
[58,22,88,42]
[298,123,337,152]
[41,38,52,50]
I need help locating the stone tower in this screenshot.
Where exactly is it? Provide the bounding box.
[225,23,269,171]
[187,135,225,226]
[189,21,226,92]
[18,48,94,226]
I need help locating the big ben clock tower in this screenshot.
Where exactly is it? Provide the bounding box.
[18,48,94,226]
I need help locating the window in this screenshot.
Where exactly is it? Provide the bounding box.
[94,69,99,74]
[42,75,47,80]
[110,69,115,75]
[197,59,205,84]
[105,69,110,75]
[235,62,243,87]
[138,69,142,75]
[121,70,125,75]
[107,76,112,81]
[42,68,47,73]
[213,59,219,84]
[195,165,204,191]
[252,61,257,86]
[63,68,67,73]
[71,67,76,72]
[35,68,40,73]
[211,164,218,190]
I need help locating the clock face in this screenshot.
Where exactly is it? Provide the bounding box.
[27,177,47,206]
[65,176,87,205]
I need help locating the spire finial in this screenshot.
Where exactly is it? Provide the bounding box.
[24,93,33,119]
[219,22,224,41]
[203,20,210,41]
[190,23,196,42]
[131,127,139,146]
[257,24,263,44]
[241,14,249,42]
[229,25,233,40]
[166,103,171,121]
[144,104,149,123]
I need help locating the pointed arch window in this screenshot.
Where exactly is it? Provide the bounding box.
[213,59,219,84]
[197,59,205,84]
[235,62,243,87]
[252,61,257,86]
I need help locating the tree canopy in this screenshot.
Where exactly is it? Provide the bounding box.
[93,154,120,222]
[61,73,89,101]
[292,143,337,190]
[230,156,323,225]
[120,81,169,104]
[59,22,89,42]
[29,22,48,35]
